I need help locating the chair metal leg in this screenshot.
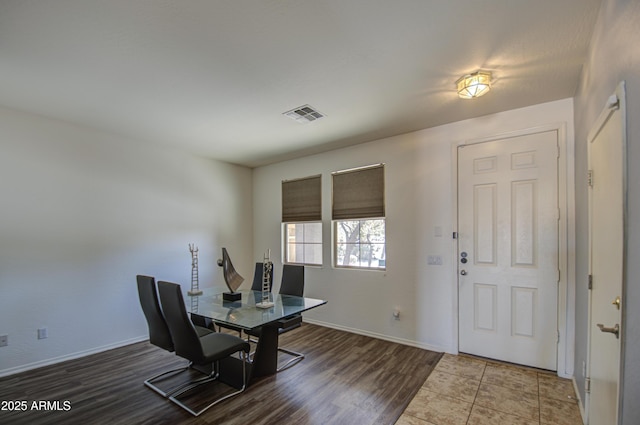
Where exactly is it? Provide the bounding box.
[244,334,303,371]
[143,362,192,398]
[166,367,220,397]
[276,347,304,372]
[168,352,247,417]
[246,336,259,362]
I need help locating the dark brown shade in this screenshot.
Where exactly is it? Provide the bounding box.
[332,164,385,220]
[282,175,322,222]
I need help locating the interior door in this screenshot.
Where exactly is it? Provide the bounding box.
[458,131,559,370]
[587,84,626,425]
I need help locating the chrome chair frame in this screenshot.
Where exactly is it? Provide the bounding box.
[137,275,192,397]
[168,351,247,416]
[158,280,250,417]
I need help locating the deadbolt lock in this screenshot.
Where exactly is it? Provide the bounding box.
[612,296,621,310]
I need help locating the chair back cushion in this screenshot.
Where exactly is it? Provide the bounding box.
[136,275,174,352]
[280,265,304,297]
[250,262,274,292]
[157,281,205,363]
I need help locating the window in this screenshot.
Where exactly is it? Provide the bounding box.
[332,164,385,270]
[284,222,323,266]
[282,175,322,266]
[334,219,385,269]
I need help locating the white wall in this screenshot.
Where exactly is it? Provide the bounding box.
[0,94,580,382]
[573,1,640,423]
[253,98,574,354]
[0,107,253,376]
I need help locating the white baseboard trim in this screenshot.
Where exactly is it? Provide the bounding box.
[2,321,449,378]
[303,318,446,354]
[572,377,587,424]
[0,335,148,378]
[557,370,573,379]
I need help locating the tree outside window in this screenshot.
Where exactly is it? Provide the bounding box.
[335,219,385,269]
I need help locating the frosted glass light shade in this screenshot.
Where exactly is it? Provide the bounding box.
[456,71,492,99]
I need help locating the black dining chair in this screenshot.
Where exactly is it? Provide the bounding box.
[157,280,250,417]
[250,262,274,292]
[279,264,304,297]
[245,264,305,371]
[136,275,214,397]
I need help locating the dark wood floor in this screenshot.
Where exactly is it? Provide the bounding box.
[0,323,442,425]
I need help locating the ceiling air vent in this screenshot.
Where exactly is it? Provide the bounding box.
[283,104,325,123]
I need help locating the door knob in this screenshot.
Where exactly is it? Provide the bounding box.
[460,270,467,276]
[597,323,620,339]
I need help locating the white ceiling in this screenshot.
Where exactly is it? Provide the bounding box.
[0,0,602,167]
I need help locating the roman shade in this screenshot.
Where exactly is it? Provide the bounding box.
[281,175,322,222]
[332,164,385,220]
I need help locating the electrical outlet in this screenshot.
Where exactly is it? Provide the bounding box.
[38,328,48,340]
[0,335,7,347]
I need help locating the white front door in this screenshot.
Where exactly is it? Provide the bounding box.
[587,84,626,425]
[458,131,559,370]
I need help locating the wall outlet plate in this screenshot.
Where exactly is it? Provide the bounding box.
[0,335,7,347]
[37,328,48,340]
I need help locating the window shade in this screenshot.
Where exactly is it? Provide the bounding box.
[332,164,385,220]
[282,175,322,222]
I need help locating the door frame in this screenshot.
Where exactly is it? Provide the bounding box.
[450,122,575,378]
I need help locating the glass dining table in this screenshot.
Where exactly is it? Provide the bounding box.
[188,288,327,384]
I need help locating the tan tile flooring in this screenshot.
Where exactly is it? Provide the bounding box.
[396,353,583,425]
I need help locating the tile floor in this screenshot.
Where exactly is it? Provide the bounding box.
[396,353,583,425]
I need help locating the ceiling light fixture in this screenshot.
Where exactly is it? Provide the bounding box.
[456,71,492,99]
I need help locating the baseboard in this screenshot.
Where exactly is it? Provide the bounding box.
[0,335,148,378]
[557,370,573,379]
[572,376,587,424]
[303,318,446,353]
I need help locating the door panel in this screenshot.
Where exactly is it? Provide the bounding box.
[474,283,497,331]
[474,184,497,265]
[512,287,536,337]
[512,180,536,266]
[458,131,559,370]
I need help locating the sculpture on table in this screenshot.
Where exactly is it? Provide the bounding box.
[256,249,274,309]
[187,243,203,297]
[217,247,244,301]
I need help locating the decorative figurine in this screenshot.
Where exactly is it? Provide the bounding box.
[187,243,203,296]
[256,249,274,308]
[217,247,244,301]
